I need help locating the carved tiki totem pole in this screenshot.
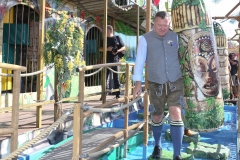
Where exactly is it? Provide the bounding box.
[171,0,224,131]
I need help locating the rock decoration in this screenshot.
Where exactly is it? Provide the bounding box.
[171,0,224,131]
[213,21,230,99]
[186,142,230,159]
[165,129,200,143]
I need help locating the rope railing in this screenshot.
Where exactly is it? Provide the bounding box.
[1,104,76,160]
[0,63,132,77]
[0,64,54,77]
[84,67,103,77]
[80,121,146,159]
[84,91,146,113]
[106,66,125,74]
[78,62,135,72]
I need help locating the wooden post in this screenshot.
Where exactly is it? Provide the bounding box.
[143,0,151,158]
[0,21,3,109]
[36,0,45,128]
[72,70,85,159]
[102,0,108,104]
[123,63,130,158]
[136,5,139,47]
[54,68,59,121]
[238,38,240,134]
[11,70,21,155]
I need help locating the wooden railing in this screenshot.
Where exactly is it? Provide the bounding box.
[1,62,148,160]
[71,62,148,160]
[0,63,27,155]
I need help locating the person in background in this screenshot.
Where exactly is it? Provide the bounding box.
[99,25,126,99]
[133,11,184,160]
[229,53,238,99]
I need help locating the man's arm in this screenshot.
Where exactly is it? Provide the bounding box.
[99,47,103,52]
[229,59,237,65]
[114,36,126,54]
[99,46,113,52]
[132,36,147,99]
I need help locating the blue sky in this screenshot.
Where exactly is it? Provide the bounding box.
[202,0,239,39]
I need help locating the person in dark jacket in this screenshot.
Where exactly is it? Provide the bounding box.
[229,53,238,98]
[99,25,125,99]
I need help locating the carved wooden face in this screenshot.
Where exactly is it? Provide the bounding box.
[190,33,219,97]
[192,55,219,96]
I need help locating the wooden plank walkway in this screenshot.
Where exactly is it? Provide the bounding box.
[0,95,118,141]
[39,128,132,160]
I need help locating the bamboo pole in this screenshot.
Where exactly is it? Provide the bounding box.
[11,70,21,156]
[36,0,45,128]
[182,4,187,27]
[195,6,200,25]
[179,5,184,28]
[186,4,192,26]
[191,5,196,26]
[72,70,85,159]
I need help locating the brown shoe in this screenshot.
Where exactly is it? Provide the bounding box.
[184,128,194,136]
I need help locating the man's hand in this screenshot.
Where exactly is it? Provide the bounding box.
[107,46,113,51]
[133,81,142,99]
[112,51,117,55]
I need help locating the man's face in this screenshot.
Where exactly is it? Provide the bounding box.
[107,29,111,37]
[154,17,170,37]
[192,55,219,96]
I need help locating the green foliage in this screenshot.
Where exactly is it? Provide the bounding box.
[43,11,85,86]
[184,75,191,87]
[184,102,224,130]
[115,21,135,36]
[171,0,205,9]
[187,99,196,110]
[119,57,132,84]
[179,45,185,55]
[198,20,208,31]
[222,89,230,100]
[204,97,215,107]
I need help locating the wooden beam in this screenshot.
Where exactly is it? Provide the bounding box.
[36,0,46,128]
[212,16,240,22]
[0,63,26,72]
[0,128,14,135]
[101,0,108,104]
[225,2,240,17]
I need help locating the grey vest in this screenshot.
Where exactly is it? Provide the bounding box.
[143,30,182,84]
